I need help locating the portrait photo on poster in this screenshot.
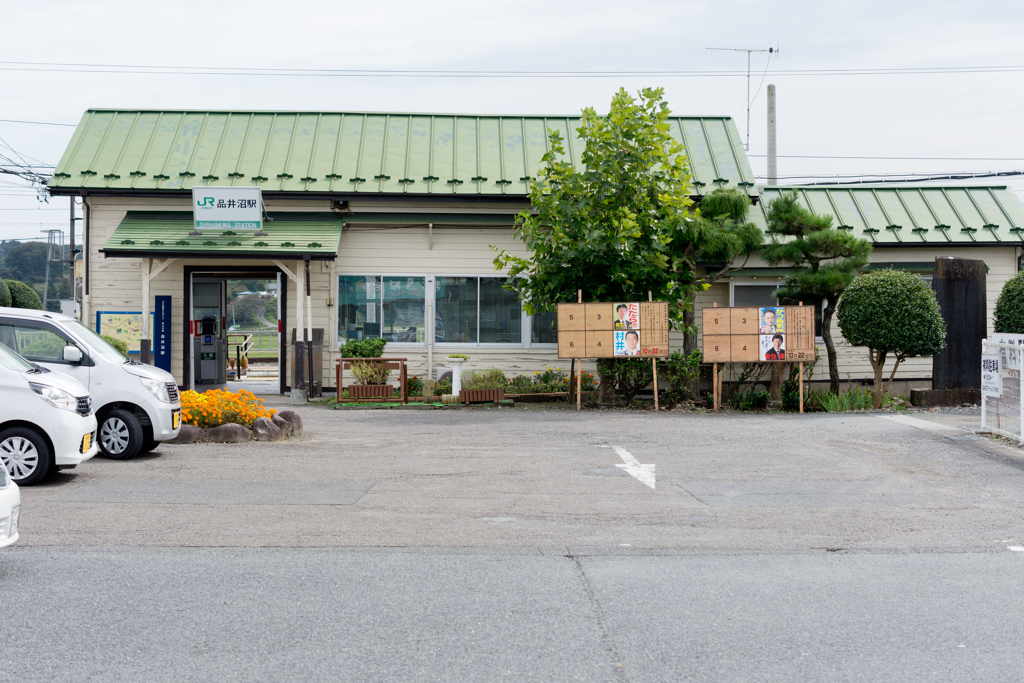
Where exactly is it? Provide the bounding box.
[761,333,786,361]
[615,329,641,356]
[759,306,784,334]
[615,303,640,329]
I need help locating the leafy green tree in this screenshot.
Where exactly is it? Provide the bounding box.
[761,192,872,395]
[994,270,1024,333]
[492,87,761,400]
[836,269,946,408]
[0,279,10,307]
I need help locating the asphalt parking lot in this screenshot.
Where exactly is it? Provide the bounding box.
[16,405,1024,552]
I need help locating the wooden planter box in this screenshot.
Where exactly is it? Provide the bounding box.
[461,388,505,404]
[349,384,395,400]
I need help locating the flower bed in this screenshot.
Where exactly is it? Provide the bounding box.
[180,388,276,428]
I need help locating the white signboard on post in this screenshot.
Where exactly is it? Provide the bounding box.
[981,353,1002,398]
[992,333,1024,371]
[192,187,262,231]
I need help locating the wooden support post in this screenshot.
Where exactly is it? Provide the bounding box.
[649,291,659,411]
[713,363,718,412]
[799,362,804,414]
[569,357,576,405]
[577,289,582,412]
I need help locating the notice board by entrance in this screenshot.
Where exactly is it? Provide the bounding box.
[557,302,670,358]
[701,306,817,363]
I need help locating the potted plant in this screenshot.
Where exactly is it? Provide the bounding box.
[349,360,394,399]
[447,353,469,396]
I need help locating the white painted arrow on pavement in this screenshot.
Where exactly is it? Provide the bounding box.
[604,445,656,489]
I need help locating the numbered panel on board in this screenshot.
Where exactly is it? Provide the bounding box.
[557,304,586,332]
[701,307,731,336]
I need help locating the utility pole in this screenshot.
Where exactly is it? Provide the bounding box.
[767,83,777,185]
[707,45,778,151]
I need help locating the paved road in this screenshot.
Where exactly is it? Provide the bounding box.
[5,406,1024,681]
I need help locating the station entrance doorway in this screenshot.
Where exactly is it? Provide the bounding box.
[184,266,287,395]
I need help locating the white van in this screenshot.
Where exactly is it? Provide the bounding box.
[0,307,181,460]
[0,341,98,485]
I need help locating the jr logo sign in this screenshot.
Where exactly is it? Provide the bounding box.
[196,196,215,207]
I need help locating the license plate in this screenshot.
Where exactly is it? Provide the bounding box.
[81,432,92,454]
[10,505,18,536]
[172,409,181,429]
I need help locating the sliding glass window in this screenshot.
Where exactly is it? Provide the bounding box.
[338,275,426,344]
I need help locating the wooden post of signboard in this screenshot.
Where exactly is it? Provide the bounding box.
[712,302,719,413]
[577,290,582,412]
[649,291,659,411]
[569,358,576,405]
[798,303,804,415]
[799,363,804,414]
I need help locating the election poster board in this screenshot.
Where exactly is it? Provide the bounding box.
[557,301,670,358]
[701,306,817,363]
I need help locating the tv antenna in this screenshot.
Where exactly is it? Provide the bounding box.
[707,44,779,150]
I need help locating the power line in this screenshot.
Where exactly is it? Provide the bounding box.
[0,118,76,127]
[750,154,1024,161]
[1,60,1023,78]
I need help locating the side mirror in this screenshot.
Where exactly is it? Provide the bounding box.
[62,345,83,364]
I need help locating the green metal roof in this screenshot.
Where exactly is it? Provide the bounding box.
[342,212,516,225]
[759,185,1024,245]
[100,211,342,259]
[48,109,756,196]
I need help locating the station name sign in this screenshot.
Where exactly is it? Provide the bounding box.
[192,186,262,231]
[557,301,670,358]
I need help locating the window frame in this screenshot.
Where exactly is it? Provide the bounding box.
[729,278,825,341]
[335,273,557,349]
[337,273,429,348]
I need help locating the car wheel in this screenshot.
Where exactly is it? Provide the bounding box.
[0,426,52,486]
[99,408,144,460]
[139,436,160,454]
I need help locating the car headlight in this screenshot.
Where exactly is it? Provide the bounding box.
[29,382,78,412]
[140,377,171,403]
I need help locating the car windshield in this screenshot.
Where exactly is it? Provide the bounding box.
[0,341,36,373]
[63,320,130,363]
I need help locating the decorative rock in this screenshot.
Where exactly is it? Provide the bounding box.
[168,424,206,444]
[252,417,284,442]
[271,414,293,437]
[276,410,303,436]
[207,423,252,443]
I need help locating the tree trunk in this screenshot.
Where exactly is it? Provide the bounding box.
[681,306,699,398]
[822,298,840,395]
[871,348,887,409]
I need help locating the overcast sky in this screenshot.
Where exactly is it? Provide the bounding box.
[3,0,1024,241]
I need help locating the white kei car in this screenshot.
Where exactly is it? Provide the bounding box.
[0,464,19,547]
[0,342,98,485]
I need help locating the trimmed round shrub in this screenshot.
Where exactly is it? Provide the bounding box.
[0,279,9,307]
[837,269,945,408]
[837,270,945,357]
[4,280,42,310]
[994,270,1024,333]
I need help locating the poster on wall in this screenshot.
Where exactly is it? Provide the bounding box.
[96,311,155,354]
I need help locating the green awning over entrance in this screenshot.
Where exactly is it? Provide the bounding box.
[100,211,342,259]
